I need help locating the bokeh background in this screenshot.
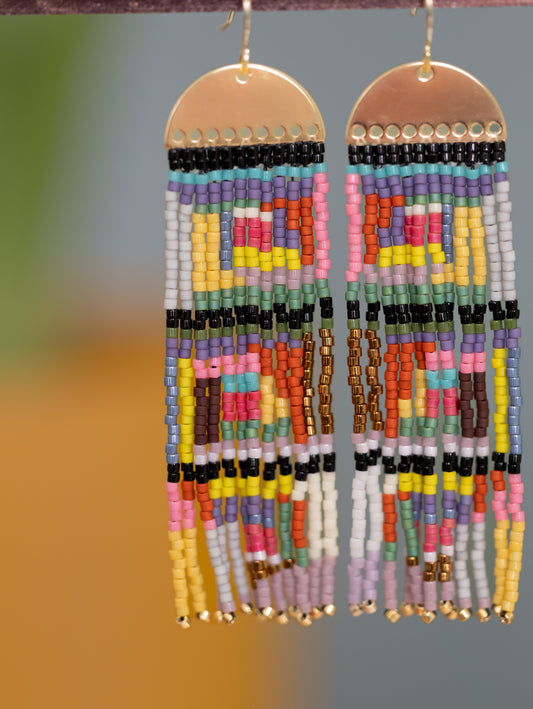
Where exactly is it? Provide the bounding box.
[1,7,532,709]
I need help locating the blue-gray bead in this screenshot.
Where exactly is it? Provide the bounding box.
[165,366,178,376]
[167,405,180,416]
[165,357,177,366]
[165,444,177,454]
[165,396,177,406]
[167,386,179,397]
[508,426,521,435]
[168,424,180,435]
[164,377,176,386]
[166,454,179,464]
[165,415,177,425]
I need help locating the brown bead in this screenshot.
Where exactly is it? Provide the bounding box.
[423,571,435,582]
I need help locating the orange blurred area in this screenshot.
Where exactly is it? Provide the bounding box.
[1,334,290,709]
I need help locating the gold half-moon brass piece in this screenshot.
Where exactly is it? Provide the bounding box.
[165,63,325,149]
[346,61,507,146]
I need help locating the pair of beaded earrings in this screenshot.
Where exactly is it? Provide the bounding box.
[162,1,523,628]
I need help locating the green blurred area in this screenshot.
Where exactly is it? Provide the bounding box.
[0,18,91,360]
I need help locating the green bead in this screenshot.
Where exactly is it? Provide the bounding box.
[166,327,178,338]
[347,319,360,329]
[321,318,334,329]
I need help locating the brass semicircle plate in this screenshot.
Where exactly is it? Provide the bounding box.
[345,61,507,145]
[165,63,325,149]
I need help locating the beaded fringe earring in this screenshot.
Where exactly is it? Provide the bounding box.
[163,6,338,628]
[343,13,523,625]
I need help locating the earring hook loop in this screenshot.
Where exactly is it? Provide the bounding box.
[411,0,434,80]
[220,1,252,79]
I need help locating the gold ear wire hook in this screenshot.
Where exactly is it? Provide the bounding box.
[220,1,252,79]
[411,0,434,81]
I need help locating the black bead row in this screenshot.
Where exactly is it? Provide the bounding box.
[168,141,325,172]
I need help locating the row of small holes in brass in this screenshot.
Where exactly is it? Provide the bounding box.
[172,123,320,144]
[349,121,503,142]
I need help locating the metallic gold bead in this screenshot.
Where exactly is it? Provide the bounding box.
[422,610,437,624]
[310,606,323,620]
[400,602,415,617]
[447,607,458,621]
[476,608,492,623]
[240,602,254,616]
[440,563,452,573]
[414,603,425,617]
[323,604,336,617]
[500,611,515,626]
[406,556,419,567]
[197,609,211,623]
[297,613,313,627]
[423,571,435,582]
[213,610,223,624]
[258,606,274,621]
[439,600,454,616]
[458,608,472,623]
[385,608,401,624]
[438,553,448,564]
[438,572,450,583]
[425,561,438,572]
[288,604,298,618]
[274,611,289,625]
[349,603,364,618]
[363,599,377,615]
[222,611,236,625]
[176,615,191,629]
[492,603,502,616]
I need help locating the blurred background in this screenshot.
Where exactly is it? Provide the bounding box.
[1,7,532,709]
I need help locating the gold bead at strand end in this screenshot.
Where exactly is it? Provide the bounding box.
[213,610,224,624]
[274,611,289,625]
[500,611,515,626]
[196,610,211,623]
[458,608,472,623]
[288,605,299,618]
[492,603,502,616]
[476,608,492,623]
[297,613,313,627]
[422,610,437,624]
[400,602,415,617]
[323,604,337,617]
[439,600,454,616]
[363,599,378,615]
[349,603,364,618]
[257,606,274,621]
[310,606,323,620]
[414,603,425,617]
[222,612,236,625]
[176,616,191,630]
[240,602,254,616]
[384,608,401,624]
[446,607,458,621]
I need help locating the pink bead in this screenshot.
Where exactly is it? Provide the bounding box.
[168,521,181,532]
[168,501,181,521]
[513,511,525,522]
[346,271,359,281]
[495,510,507,521]
[507,503,520,514]
[316,268,328,279]
[204,519,216,530]
[314,172,327,183]
[472,512,485,523]
[166,482,180,497]
[345,173,359,184]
